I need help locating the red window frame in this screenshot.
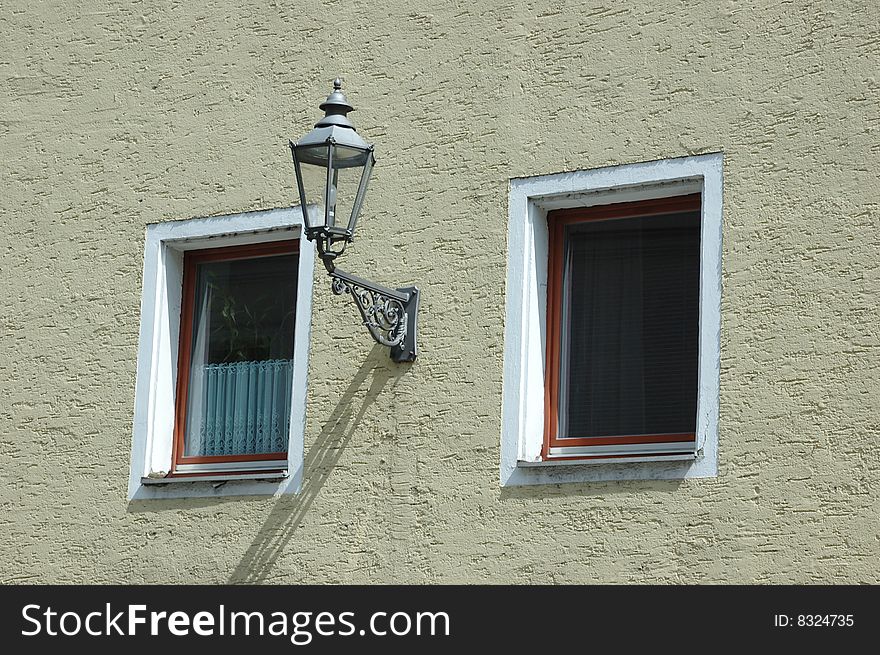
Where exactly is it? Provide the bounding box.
[171,239,299,475]
[543,194,701,460]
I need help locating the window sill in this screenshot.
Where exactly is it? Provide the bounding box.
[141,471,288,485]
[519,453,696,467]
[503,447,714,486]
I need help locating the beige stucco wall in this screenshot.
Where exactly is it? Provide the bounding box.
[1,0,878,583]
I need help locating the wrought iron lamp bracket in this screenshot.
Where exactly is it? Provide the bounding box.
[317,243,419,363]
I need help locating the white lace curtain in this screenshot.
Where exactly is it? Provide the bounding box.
[185,359,294,456]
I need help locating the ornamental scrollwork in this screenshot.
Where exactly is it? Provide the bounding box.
[331,276,408,348]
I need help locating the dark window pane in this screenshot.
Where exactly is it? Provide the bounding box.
[559,211,699,438]
[184,252,298,457]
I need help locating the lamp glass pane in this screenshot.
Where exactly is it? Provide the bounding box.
[332,144,371,169]
[347,151,374,235]
[294,145,330,231]
[328,144,369,232]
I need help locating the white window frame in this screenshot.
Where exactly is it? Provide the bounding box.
[128,207,316,500]
[501,154,723,486]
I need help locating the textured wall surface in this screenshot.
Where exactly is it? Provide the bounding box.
[1,0,878,583]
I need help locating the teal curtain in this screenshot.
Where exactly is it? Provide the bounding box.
[187,359,294,456]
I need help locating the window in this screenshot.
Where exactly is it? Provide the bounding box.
[172,241,299,476]
[129,207,315,499]
[544,194,700,460]
[501,154,722,486]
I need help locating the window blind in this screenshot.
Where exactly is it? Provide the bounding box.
[559,210,700,439]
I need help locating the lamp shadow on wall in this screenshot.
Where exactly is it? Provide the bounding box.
[228,346,395,584]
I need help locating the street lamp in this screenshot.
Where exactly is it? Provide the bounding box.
[289,79,419,362]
